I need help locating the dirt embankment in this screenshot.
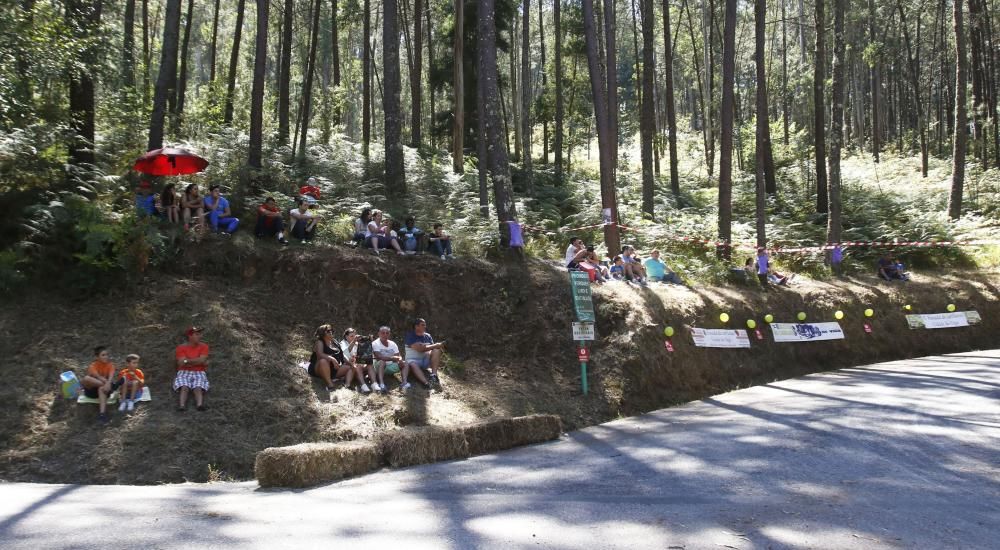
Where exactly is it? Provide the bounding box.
[1,237,998,484]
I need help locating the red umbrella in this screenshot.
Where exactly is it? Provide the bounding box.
[133,147,209,176]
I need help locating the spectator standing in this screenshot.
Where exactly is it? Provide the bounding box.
[428,223,454,259]
[755,247,770,287]
[830,244,844,276]
[289,197,318,242]
[174,327,210,412]
[204,185,239,234]
[254,197,288,244]
[404,318,445,387]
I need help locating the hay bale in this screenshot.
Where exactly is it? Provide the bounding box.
[463,415,563,456]
[380,426,470,468]
[255,441,380,488]
[507,414,563,447]
[462,417,516,455]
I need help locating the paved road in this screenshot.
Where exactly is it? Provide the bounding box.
[2,351,999,549]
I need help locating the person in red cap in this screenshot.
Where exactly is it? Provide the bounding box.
[135,179,157,217]
[174,327,210,411]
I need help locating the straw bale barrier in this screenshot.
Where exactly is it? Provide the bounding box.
[380,425,470,468]
[255,441,381,488]
[463,415,563,455]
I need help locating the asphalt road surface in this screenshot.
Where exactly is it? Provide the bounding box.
[2,351,998,549]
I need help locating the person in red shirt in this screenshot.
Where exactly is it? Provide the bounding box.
[116,354,145,413]
[254,197,288,244]
[82,346,116,423]
[174,327,210,412]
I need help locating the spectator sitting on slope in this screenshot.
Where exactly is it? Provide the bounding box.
[254,197,288,244]
[643,249,684,285]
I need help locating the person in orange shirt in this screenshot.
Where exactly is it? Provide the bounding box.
[82,346,116,423]
[116,354,145,413]
[174,327,210,412]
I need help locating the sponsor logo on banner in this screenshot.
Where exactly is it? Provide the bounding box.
[770,322,845,342]
[691,328,751,349]
[905,311,980,330]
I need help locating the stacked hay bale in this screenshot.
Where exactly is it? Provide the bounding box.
[255,441,380,488]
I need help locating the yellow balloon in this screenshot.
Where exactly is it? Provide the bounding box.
[720,313,730,323]
[904,304,912,311]
[764,314,774,323]
[797,312,807,321]
[746,319,757,329]
[947,304,956,312]
[864,308,874,317]
[835,310,844,320]
[664,326,675,337]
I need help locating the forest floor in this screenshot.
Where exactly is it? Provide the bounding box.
[2,235,999,485]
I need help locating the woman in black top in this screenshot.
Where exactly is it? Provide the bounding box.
[309,324,359,392]
[160,183,179,224]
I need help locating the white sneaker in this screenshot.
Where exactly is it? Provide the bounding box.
[401,382,412,391]
[360,383,371,393]
[380,384,388,392]
[118,400,127,412]
[126,400,135,411]
[440,255,446,260]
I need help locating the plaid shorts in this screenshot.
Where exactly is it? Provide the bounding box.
[173,370,210,392]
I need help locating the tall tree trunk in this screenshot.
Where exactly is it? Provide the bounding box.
[147,0,181,151]
[410,0,423,147]
[174,0,194,128]
[298,0,322,157]
[949,0,968,219]
[452,0,464,172]
[868,0,880,161]
[363,0,372,157]
[827,0,844,251]
[754,0,771,242]
[718,0,736,259]
[123,0,136,87]
[755,0,777,194]
[583,0,621,254]
[223,0,247,124]
[384,0,406,192]
[511,16,521,161]
[554,0,564,180]
[142,0,150,100]
[640,0,656,219]
[521,0,534,193]
[896,0,928,176]
[683,0,711,175]
[478,33,490,216]
[249,0,270,169]
[208,0,220,82]
[479,0,519,240]
[278,0,294,144]
[426,4,435,148]
[604,0,619,185]
[331,0,341,87]
[67,0,103,164]
[539,0,549,163]
[814,0,828,213]
[662,0,680,198]
[781,0,789,145]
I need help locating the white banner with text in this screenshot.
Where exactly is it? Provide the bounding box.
[770,322,846,343]
[691,328,751,349]
[905,311,981,329]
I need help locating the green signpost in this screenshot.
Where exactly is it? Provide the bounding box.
[569,271,595,395]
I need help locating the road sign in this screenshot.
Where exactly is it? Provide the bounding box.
[572,322,595,341]
[569,271,595,322]
[577,347,590,362]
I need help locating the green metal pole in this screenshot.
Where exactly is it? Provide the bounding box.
[579,340,588,395]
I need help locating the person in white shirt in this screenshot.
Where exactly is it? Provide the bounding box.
[372,326,428,392]
[564,237,587,269]
[366,209,405,255]
[289,197,318,241]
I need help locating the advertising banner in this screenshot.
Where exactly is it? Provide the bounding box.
[905,311,980,329]
[691,328,751,349]
[770,322,845,342]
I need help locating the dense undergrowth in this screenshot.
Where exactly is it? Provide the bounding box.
[2,120,1000,294]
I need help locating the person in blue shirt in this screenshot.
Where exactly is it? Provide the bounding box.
[135,180,157,217]
[204,185,240,234]
[401,216,425,254]
[643,249,684,285]
[404,318,446,387]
